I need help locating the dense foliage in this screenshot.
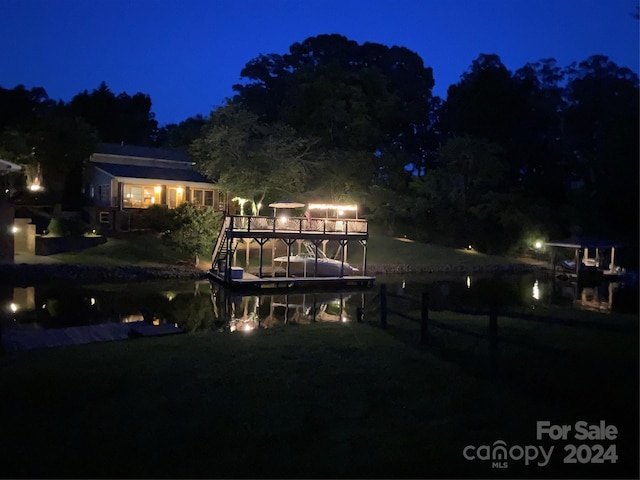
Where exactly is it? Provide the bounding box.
[1,32,638,256]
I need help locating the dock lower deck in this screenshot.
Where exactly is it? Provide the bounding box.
[208,270,376,292]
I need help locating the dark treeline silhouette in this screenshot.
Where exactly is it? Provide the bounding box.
[1,33,638,258]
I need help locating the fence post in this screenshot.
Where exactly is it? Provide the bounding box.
[380,283,387,329]
[420,291,429,346]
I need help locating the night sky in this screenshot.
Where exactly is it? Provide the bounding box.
[1,0,638,126]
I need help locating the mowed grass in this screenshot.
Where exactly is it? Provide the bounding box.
[51,235,185,266]
[57,233,522,270]
[237,235,522,269]
[1,312,638,479]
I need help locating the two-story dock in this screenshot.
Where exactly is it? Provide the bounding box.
[208,214,375,291]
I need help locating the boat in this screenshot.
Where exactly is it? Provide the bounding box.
[273,241,359,277]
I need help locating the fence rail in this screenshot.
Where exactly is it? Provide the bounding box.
[228,215,368,235]
[370,283,635,348]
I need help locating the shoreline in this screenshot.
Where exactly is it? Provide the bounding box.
[0,260,540,285]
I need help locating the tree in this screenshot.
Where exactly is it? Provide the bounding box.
[190,104,318,212]
[0,85,98,201]
[68,82,158,145]
[563,55,639,242]
[156,115,207,148]
[231,34,438,221]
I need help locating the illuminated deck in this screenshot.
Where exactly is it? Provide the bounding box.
[209,215,374,290]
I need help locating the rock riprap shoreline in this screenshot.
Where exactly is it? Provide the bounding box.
[0,263,207,285]
[1,261,536,285]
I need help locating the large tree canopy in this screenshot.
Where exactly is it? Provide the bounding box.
[190,104,318,212]
[68,82,159,146]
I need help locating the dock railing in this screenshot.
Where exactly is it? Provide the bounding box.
[227,215,368,235]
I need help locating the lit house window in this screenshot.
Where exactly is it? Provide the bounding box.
[123,185,162,208]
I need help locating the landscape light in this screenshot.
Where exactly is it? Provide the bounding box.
[534,241,543,249]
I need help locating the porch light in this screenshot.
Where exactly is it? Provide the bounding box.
[154,186,161,193]
[11,226,18,234]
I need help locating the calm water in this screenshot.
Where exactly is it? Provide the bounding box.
[2,272,637,341]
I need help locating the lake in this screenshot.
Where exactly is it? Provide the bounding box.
[1,271,637,352]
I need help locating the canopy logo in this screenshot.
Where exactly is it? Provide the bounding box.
[463,440,554,469]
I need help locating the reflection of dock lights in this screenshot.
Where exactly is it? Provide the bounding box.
[532,280,540,300]
[466,276,471,288]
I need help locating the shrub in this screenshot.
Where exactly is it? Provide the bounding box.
[141,204,173,232]
[46,215,88,236]
[161,203,223,258]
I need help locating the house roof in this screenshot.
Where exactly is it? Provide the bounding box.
[93,162,214,184]
[94,143,192,163]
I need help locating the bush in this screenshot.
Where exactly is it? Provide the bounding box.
[46,215,88,236]
[141,205,173,233]
[161,203,223,258]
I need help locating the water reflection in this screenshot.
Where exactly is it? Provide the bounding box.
[212,289,355,333]
[1,273,637,351]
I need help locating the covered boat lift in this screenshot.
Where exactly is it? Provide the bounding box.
[544,238,625,280]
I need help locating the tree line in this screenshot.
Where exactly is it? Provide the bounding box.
[1,33,638,256]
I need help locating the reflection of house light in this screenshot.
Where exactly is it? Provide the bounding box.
[10,303,18,313]
[532,280,540,300]
[90,297,96,306]
[466,276,471,288]
[41,303,47,309]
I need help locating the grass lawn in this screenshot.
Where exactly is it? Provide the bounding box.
[1,308,637,479]
[233,234,523,270]
[51,235,186,266]
[9,232,637,478]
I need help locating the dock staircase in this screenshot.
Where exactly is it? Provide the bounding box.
[211,216,236,276]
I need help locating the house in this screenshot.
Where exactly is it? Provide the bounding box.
[83,143,229,230]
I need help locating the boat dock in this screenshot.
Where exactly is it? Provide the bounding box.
[208,214,375,291]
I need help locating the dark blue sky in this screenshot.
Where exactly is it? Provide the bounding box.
[2,0,638,126]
